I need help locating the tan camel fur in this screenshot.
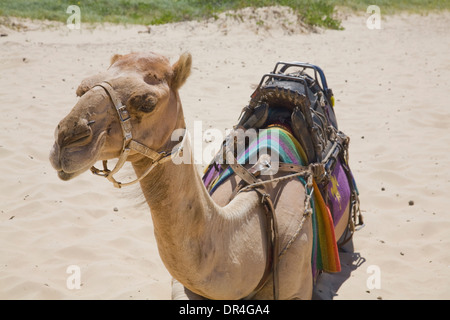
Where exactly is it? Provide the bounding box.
[49,52,350,300]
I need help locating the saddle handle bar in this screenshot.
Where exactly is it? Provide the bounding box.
[273,61,330,93]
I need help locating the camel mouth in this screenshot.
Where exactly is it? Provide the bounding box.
[51,131,107,181]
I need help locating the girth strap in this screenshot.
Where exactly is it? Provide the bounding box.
[249,188,279,300]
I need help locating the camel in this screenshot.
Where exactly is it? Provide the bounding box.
[49,51,353,300]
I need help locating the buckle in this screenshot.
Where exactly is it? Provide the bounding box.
[118,105,130,121]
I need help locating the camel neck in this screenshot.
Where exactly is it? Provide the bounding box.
[130,132,217,288]
[130,134,264,299]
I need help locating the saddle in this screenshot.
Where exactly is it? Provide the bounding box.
[234,62,362,221]
[203,61,364,299]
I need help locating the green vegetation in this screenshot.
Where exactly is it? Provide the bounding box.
[333,0,450,14]
[0,0,342,29]
[0,0,448,30]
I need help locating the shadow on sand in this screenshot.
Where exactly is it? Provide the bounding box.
[312,239,366,300]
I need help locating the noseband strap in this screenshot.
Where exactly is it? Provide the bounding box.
[89,81,185,188]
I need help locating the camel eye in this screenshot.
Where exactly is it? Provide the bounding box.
[138,100,157,113]
[128,92,157,113]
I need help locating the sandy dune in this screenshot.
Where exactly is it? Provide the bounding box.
[0,7,449,299]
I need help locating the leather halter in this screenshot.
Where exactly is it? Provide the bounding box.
[89,81,186,188]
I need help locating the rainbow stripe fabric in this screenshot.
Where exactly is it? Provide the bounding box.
[202,127,341,278]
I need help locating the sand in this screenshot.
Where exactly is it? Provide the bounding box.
[0,7,449,300]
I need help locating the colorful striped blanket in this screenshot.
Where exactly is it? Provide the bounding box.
[202,126,347,278]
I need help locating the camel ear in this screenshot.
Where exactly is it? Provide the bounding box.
[171,52,192,90]
[76,72,108,97]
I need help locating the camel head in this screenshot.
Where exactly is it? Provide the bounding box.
[50,52,192,181]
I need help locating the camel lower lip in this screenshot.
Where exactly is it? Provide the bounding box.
[57,170,76,181]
